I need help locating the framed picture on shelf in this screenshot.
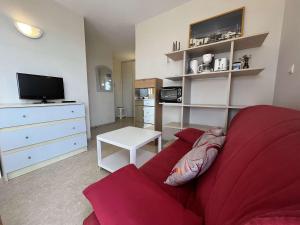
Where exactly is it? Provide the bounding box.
[189,7,245,48]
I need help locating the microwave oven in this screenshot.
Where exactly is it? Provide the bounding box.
[160,86,182,103]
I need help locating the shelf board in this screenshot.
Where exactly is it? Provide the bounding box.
[161,104,251,109]
[183,104,227,109]
[184,68,264,80]
[164,122,181,129]
[165,32,269,61]
[183,123,222,131]
[234,33,269,51]
[166,68,264,81]
[164,122,222,131]
[187,39,231,57]
[101,150,156,173]
[159,102,183,107]
[231,68,264,76]
[228,105,250,109]
[185,71,229,79]
[165,50,184,61]
[165,76,183,81]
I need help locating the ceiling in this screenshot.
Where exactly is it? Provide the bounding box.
[55,0,191,60]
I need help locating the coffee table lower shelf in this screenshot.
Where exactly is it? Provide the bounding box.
[100,150,155,173]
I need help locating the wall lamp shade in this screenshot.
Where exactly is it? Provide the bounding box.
[14,21,43,39]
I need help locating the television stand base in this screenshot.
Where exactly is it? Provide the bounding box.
[34,100,55,104]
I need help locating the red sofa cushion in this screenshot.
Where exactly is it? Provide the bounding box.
[175,128,204,145]
[83,212,100,225]
[140,138,196,206]
[243,216,300,225]
[83,164,202,225]
[190,105,300,225]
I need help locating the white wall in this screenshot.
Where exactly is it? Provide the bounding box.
[0,0,91,138]
[85,22,115,127]
[136,0,285,131]
[273,0,300,110]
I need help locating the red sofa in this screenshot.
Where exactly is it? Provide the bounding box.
[83,105,300,225]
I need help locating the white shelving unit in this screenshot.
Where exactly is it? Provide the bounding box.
[164,122,217,131]
[162,32,269,131]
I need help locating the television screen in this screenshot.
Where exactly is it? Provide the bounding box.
[17,73,65,101]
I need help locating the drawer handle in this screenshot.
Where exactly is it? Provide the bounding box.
[28,156,31,160]
[73,142,77,145]
[22,115,27,118]
[71,110,75,113]
[25,136,29,139]
[72,127,76,130]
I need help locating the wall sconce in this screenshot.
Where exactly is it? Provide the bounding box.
[14,21,43,39]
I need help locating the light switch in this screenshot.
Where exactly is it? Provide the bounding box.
[289,64,295,75]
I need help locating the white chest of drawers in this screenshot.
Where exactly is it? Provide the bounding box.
[0,103,88,180]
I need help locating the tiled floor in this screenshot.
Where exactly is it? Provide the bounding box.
[0,118,151,225]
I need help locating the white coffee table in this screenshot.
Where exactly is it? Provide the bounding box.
[97,126,162,172]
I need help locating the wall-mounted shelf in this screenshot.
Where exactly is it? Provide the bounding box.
[164,122,223,131]
[159,102,182,107]
[165,33,269,61]
[165,68,264,81]
[164,122,181,129]
[183,104,227,109]
[162,32,269,134]
[165,51,184,61]
[234,33,269,51]
[162,104,251,109]
[231,68,264,76]
[162,104,250,109]
[185,71,229,79]
[164,75,183,81]
[228,105,249,109]
[183,123,222,131]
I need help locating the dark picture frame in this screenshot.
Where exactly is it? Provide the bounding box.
[189,7,245,48]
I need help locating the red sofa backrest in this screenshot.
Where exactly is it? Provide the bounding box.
[193,105,300,225]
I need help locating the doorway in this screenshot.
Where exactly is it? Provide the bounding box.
[121,60,135,117]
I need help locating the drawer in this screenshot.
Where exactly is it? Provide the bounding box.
[2,134,87,173]
[0,104,85,128]
[0,118,86,151]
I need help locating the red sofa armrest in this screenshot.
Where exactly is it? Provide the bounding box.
[83,164,201,225]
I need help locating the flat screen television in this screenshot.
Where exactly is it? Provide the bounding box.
[17,73,65,103]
